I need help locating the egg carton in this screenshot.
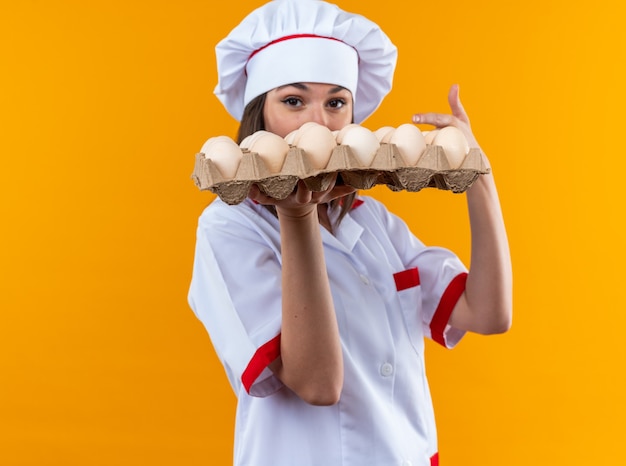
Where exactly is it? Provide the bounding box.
[191,143,490,205]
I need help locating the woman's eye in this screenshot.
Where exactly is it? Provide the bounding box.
[327,99,346,109]
[282,97,302,107]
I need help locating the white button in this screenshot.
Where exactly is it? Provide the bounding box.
[380,362,393,377]
[359,274,370,285]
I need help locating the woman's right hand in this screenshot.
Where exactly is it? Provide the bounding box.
[247,175,356,220]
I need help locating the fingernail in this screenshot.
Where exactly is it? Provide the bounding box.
[413,115,421,123]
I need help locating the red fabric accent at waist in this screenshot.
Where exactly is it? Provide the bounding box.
[430,452,439,466]
[241,334,281,393]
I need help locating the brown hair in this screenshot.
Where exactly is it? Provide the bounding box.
[238,93,356,226]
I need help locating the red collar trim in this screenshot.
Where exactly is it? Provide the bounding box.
[351,199,364,209]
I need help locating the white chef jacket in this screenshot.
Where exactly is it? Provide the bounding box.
[188,195,468,466]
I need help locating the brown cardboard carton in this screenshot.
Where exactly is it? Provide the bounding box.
[191,142,490,205]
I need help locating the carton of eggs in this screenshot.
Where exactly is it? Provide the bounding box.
[192,123,489,205]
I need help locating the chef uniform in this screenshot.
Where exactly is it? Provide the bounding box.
[188,1,468,465]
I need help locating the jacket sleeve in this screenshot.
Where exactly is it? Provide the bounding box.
[188,201,285,397]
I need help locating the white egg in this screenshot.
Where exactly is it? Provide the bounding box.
[201,135,232,152]
[431,126,470,169]
[201,136,243,179]
[294,123,337,169]
[239,131,267,150]
[423,129,439,145]
[246,131,290,173]
[297,122,323,132]
[284,130,298,145]
[336,124,380,167]
[388,123,426,165]
[335,124,360,144]
[374,126,396,143]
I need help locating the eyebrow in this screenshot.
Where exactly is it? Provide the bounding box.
[276,83,348,94]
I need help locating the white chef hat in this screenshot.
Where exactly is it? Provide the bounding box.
[214,0,397,123]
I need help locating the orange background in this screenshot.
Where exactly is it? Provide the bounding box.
[1,1,625,464]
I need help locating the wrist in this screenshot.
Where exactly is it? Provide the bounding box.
[277,205,318,222]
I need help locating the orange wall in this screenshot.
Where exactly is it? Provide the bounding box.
[1,1,625,464]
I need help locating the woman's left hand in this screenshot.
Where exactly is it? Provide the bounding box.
[412,84,481,150]
[412,85,513,336]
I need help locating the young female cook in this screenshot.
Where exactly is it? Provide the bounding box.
[188,1,512,465]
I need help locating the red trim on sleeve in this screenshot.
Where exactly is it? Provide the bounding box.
[241,334,281,394]
[430,452,439,466]
[430,272,468,347]
[393,267,420,291]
